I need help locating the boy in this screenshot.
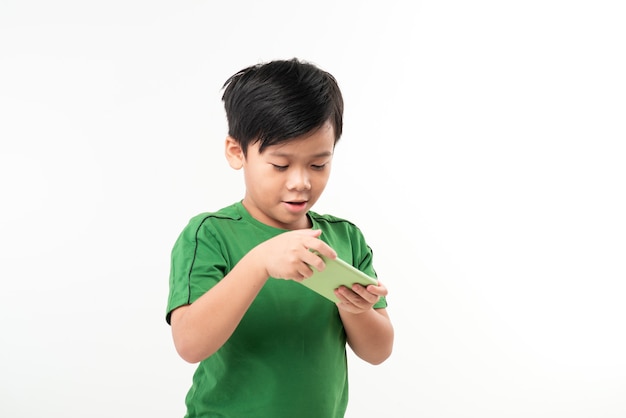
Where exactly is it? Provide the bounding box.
[166,58,394,417]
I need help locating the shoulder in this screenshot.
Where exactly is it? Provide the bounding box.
[308,211,367,241]
[189,202,241,222]
[308,211,358,229]
[177,202,244,239]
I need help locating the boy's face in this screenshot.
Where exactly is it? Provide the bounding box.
[228,121,335,230]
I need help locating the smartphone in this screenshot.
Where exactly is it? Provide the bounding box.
[300,254,378,303]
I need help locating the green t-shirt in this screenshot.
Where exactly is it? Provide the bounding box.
[166,202,387,418]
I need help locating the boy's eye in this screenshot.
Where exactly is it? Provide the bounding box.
[311,164,326,170]
[271,164,288,171]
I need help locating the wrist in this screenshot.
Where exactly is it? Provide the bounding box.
[244,244,271,281]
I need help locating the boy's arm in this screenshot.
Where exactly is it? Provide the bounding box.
[170,229,336,363]
[169,250,269,364]
[336,283,394,365]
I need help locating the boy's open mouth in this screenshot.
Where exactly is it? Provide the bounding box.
[285,201,307,209]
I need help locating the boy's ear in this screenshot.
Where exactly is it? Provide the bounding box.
[224,136,244,170]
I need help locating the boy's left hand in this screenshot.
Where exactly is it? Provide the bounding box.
[334,281,388,314]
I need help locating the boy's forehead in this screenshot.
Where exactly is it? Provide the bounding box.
[252,121,336,156]
[265,137,334,157]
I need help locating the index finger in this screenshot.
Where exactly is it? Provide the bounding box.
[306,238,337,260]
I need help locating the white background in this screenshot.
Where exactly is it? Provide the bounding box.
[1,1,625,417]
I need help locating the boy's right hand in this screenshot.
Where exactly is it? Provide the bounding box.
[255,229,336,282]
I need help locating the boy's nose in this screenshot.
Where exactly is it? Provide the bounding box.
[287,169,311,191]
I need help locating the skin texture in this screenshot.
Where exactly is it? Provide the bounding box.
[170,121,394,365]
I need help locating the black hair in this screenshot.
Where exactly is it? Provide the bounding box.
[221,58,344,156]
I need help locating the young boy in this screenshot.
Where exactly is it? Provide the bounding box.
[166,58,394,418]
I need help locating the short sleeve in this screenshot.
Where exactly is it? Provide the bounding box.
[166,217,228,324]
